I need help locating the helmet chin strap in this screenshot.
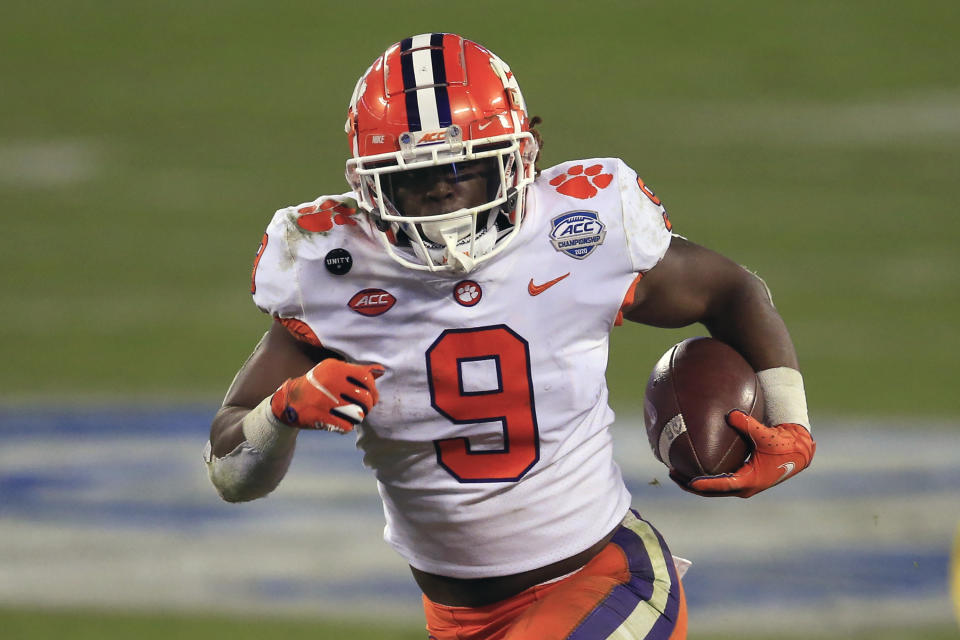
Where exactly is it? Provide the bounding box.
[441,229,476,272]
[422,217,477,272]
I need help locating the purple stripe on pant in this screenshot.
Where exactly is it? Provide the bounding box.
[566,511,682,640]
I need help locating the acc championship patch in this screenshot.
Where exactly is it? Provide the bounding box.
[550,211,606,259]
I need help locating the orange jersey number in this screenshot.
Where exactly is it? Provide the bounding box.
[426,325,540,483]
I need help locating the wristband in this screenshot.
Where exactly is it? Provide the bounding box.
[757,367,810,432]
[243,395,297,453]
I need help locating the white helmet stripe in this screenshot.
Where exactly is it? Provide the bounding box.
[414,90,440,131]
[409,33,433,50]
[400,33,450,132]
[411,34,440,130]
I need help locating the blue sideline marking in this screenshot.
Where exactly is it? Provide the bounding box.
[682,548,950,608]
[1,407,956,624]
[0,406,219,437]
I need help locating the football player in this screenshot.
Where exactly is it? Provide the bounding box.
[204,33,815,640]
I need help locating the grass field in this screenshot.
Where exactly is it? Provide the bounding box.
[2,0,958,416]
[2,0,958,637]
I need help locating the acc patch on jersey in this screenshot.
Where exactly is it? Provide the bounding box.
[348,288,396,316]
[549,211,606,259]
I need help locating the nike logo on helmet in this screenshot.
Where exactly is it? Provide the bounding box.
[528,273,571,296]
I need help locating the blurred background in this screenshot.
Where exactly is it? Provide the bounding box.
[2,1,958,638]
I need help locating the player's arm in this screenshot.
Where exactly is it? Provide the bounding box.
[623,236,815,497]
[205,320,382,502]
[623,236,796,370]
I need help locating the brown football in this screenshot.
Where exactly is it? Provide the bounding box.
[643,337,764,483]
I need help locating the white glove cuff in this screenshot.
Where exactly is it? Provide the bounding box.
[242,395,297,453]
[757,367,811,432]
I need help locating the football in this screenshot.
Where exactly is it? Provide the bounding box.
[643,337,764,483]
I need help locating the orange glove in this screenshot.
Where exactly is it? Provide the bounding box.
[270,359,384,433]
[671,410,816,498]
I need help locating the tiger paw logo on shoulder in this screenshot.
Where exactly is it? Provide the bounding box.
[549,211,606,259]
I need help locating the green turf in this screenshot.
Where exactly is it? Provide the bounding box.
[0,608,426,640]
[1,608,956,640]
[3,0,958,417]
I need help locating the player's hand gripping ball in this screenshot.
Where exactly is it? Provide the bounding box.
[270,359,384,433]
[678,411,815,498]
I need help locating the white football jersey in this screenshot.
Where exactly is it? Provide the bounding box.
[252,158,672,578]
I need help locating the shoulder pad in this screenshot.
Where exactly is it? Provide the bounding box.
[540,158,620,200]
[288,196,361,233]
[612,159,672,273]
[251,193,360,319]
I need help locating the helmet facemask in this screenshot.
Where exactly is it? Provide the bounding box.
[347,128,536,272]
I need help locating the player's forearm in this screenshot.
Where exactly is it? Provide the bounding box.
[702,271,800,373]
[210,405,256,457]
[702,271,811,431]
[204,397,298,503]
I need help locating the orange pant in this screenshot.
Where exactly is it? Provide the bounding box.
[423,510,687,640]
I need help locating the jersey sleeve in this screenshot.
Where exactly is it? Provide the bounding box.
[615,158,672,273]
[251,206,304,320]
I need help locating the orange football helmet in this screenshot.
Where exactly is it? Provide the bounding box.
[345,33,538,272]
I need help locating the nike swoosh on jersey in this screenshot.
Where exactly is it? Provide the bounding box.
[528,273,571,296]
